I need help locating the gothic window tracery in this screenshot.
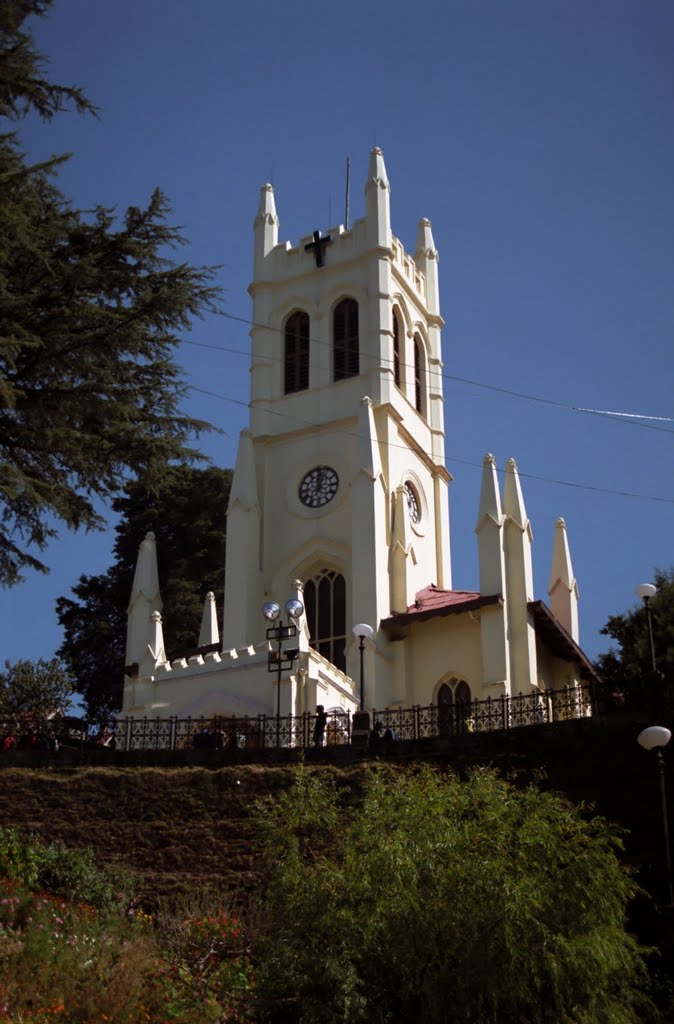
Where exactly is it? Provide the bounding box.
[284,310,310,394]
[304,570,347,672]
[333,298,359,381]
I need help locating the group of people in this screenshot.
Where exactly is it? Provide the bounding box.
[311,706,401,750]
[369,719,400,750]
[1,729,59,753]
[192,725,248,750]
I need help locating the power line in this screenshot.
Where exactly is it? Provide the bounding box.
[183,313,674,436]
[189,385,674,506]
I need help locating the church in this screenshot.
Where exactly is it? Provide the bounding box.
[121,149,596,730]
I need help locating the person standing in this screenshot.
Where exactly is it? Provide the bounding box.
[313,705,328,747]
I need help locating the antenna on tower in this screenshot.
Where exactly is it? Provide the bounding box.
[328,194,332,226]
[344,156,350,230]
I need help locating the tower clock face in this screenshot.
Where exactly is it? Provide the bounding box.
[404,482,421,524]
[299,466,339,508]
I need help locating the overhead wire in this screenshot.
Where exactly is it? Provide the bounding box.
[183,311,674,436]
[188,383,674,506]
[181,309,673,505]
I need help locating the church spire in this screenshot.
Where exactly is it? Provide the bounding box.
[548,517,580,642]
[475,454,510,695]
[253,183,279,276]
[414,218,440,316]
[475,453,505,595]
[223,429,261,650]
[198,591,220,648]
[503,458,537,694]
[126,531,162,668]
[364,147,391,248]
[503,457,534,600]
[140,609,166,676]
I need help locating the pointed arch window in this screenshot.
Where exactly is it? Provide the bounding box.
[392,308,401,388]
[437,678,472,736]
[304,570,346,672]
[333,298,359,381]
[413,333,425,415]
[284,311,310,394]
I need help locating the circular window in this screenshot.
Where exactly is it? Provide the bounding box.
[299,466,339,508]
[404,482,421,524]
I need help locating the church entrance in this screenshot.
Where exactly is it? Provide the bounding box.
[437,679,472,737]
[303,570,347,672]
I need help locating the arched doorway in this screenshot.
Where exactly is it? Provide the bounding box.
[437,678,472,737]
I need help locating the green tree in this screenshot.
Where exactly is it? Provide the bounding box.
[254,765,653,1024]
[0,657,74,731]
[597,568,674,705]
[1,0,220,585]
[56,464,231,719]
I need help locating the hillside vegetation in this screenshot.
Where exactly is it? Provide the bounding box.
[0,764,365,905]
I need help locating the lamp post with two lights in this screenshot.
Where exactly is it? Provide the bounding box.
[263,598,304,748]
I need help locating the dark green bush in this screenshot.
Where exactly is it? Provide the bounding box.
[253,765,655,1024]
[0,826,130,909]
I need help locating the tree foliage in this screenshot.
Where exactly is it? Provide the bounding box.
[0,1,94,120]
[253,765,652,1024]
[0,0,220,585]
[56,465,231,719]
[597,568,674,703]
[0,656,74,729]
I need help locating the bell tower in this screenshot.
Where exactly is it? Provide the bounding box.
[223,149,452,703]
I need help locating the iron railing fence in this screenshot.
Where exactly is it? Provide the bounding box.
[60,686,592,752]
[110,709,353,752]
[370,686,592,741]
[0,687,595,754]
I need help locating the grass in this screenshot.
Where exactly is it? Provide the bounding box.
[0,765,366,908]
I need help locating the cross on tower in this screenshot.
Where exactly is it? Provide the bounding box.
[304,229,332,268]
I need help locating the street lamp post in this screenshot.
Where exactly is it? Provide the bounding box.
[638,725,673,908]
[263,599,304,748]
[352,623,374,711]
[635,583,658,674]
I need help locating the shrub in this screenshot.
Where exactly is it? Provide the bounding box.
[0,828,129,911]
[253,765,655,1024]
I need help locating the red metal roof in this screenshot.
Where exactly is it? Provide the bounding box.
[381,585,502,630]
[407,584,482,612]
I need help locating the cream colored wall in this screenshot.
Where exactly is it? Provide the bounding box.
[535,639,582,692]
[124,154,593,726]
[230,160,452,709]
[122,647,358,724]
[387,614,485,707]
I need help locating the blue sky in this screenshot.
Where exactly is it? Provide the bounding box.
[2,0,673,671]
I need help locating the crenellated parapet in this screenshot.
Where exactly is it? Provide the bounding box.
[153,640,272,679]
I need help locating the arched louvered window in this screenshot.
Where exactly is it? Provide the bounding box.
[392,308,401,388]
[414,333,425,414]
[333,298,359,381]
[284,311,310,394]
[304,570,346,672]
